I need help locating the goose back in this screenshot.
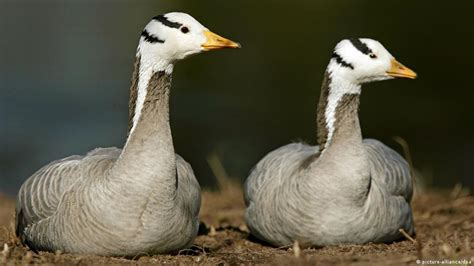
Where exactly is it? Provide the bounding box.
[16,148,200,255]
[244,140,414,247]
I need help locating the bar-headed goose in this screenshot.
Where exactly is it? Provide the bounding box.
[244,38,416,247]
[16,12,239,256]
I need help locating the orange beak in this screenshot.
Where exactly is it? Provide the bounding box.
[202,30,241,51]
[387,58,417,79]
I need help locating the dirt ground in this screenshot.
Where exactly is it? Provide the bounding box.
[0,182,473,265]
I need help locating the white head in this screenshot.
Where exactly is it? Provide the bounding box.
[328,38,416,84]
[137,12,240,71]
[127,12,240,138]
[320,39,417,151]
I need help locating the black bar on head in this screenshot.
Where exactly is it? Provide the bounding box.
[349,38,372,55]
[332,52,354,69]
[153,15,183,29]
[141,30,164,43]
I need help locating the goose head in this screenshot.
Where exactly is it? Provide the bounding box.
[328,38,417,84]
[137,12,240,68]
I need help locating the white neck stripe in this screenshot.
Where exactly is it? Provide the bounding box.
[128,51,173,139]
[323,73,361,151]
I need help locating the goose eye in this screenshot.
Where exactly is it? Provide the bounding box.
[369,53,377,59]
[180,27,189,34]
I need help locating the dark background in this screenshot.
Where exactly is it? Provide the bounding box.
[1,0,473,195]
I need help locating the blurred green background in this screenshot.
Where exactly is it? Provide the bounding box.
[0,0,473,195]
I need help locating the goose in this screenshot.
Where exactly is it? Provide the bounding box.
[244,38,417,247]
[15,12,240,256]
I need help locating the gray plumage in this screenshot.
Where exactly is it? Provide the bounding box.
[16,69,201,256]
[15,10,240,255]
[14,13,214,256]
[244,140,414,247]
[16,149,200,255]
[244,38,416,247]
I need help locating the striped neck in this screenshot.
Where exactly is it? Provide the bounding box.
[113,55,176,193]
[317,71,361,153]
[127,55,173,138]
[121,52,175,158]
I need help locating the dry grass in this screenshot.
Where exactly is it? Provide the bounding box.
[1,182,473,265]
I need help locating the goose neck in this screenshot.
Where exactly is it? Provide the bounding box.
[316,72,363,154]
[112,55,177,192]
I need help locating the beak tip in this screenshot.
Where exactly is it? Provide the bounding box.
[203,30,241,50]
[408,71,418,79]
[389,58,417,80]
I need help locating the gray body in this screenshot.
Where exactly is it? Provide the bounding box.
[244,72,415,247]
[16,62,201,256]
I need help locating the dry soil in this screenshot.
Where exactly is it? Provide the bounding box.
[0,182,473,265]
